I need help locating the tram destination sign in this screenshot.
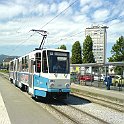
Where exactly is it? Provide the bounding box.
[49,51,68,57]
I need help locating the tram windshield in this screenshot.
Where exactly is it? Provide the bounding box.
[48,51,70,73]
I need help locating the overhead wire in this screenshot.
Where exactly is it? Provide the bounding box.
[8,0,78,55]
[29,0,78,37]
[15,0,45,34]
[10,17,124,55]
[6,0,124,55]
[48,18,124,47]
[48,15,124,46]
[46,10,124,46]
[46,31,84,46]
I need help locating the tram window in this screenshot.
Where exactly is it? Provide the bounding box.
[19,60,22,72]
[30,60,34,73]
[14,63,16,71]
[22,57,25,71]
[35,53,41,73]
[47,51,70,73]
[42,51,48,73]
[17,59,19,71]
[25,56,29,72]
[10,62,13,71]
[36,53,41,60]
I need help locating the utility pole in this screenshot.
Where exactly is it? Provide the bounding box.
[31,29,48,49]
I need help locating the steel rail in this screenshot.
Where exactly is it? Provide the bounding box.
[71,92,124,112]
[49,104,80,124]
[55,99,109,124]
[0,73,123,123]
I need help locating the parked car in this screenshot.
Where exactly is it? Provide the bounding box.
[93,74,105,81]
[79,75,94,81]
[112,75,124,86]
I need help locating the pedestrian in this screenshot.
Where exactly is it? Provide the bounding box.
[53,62,61,72]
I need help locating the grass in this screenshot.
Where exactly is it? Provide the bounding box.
[0,69,9,73]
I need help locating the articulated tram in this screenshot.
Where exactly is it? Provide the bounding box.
[9,48,70,99]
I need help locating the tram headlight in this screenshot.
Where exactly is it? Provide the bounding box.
[49,82,55,88]
[49,80,55,88]
[65,83,70,88]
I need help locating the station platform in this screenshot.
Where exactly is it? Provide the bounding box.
[70,83,124,104]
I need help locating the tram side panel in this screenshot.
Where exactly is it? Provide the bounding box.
[9,71,14,83]
[9,49,70,99]
[17,55,35,91]
[33,73,70,99]
[33,74,48,97]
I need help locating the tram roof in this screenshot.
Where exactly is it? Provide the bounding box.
[32,48,70,52]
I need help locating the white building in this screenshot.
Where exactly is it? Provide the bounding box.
[85,25,108,63]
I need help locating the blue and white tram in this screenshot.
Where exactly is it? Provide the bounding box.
[9,48,70,99]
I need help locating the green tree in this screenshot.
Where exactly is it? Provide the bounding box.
[108,36,124,74]
[82,35,95,63]
[71,41,82,64]
[0,63,3,67]
[58,45,67,50]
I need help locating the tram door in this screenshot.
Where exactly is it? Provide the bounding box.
[13,60,17,84]
[29,59,34,88]
[35,52,41,73]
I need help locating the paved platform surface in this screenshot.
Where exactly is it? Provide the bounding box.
[71,83,124,104]
[0,93,11,124]
[0,74,60,124]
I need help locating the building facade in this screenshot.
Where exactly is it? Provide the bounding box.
[2,56,18,68]
[85,25,108,63]
[3,58,13,67]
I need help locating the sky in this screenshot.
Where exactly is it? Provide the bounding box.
[0,0,124,61]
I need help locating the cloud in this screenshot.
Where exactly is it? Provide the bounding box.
[93,9,110,22]
[80,0,92,6]
[107,20,124,43]
[50,3,58,13]
[34,4,50,16]
[80,0,102,8]
[110,0,124,17]
[57,1,73,15]
[0,13,86,47]
[0,4,25,20]
[91,0,102,8]
[72,14,90,26]
[80,5,90,13]
[0,0,124,52]
[58,1,69,13]
[0,0,52,20]
[11,0,29,5]
[120,11,124,16]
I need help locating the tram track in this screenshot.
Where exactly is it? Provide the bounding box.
[71,91,124,113]
[48,104,80,124]
[1,73,124,124]
[1,72,124,111]
[37,99,108,124]
[13,86,110,124]
[51,98,109,124]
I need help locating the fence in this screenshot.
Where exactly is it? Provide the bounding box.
[70,65,124,92]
